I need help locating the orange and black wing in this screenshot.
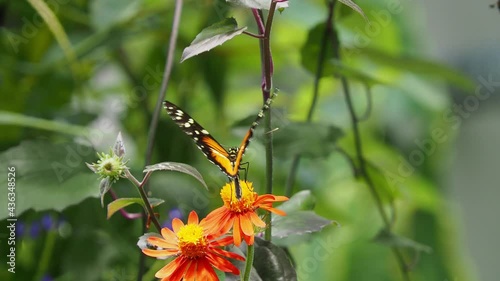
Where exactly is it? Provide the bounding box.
[233,92,278,169]
[163,101,237,176]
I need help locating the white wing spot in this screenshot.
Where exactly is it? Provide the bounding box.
[194,130,200,135]
[187,118,194,124]
[184,122,191,128]
[201,130,209,134]
[175,116,182,120]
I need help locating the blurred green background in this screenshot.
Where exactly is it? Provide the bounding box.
[1,0,499,280]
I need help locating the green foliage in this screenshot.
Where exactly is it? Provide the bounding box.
[0,0,476,281]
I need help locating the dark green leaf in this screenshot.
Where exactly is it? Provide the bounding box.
[272,211,334,242]
[301,23,335,78]
[273,122,343,159]
[253,237,297,281]
[374,229,432,254]
[181,18,247,62]
[276,190,316,213]
[0,140,98,219]
[143,162,207,189]
[107,197,164,219]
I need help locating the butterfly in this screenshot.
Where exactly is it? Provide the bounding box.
[163,93,277,200]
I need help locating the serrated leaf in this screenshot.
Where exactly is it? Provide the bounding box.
[227,0,289,10]
[99,178,112,207]
[272,211,333,240]
[273,122,343,159]
[107,197,164,219]
[374,229,432,253]
[113,132,126,157]
[181,18,247,62]
[277,190,316,213]
[338,0,368,21]
[253,238,297,281]
[0,140,99,220]
[144,162,207,189]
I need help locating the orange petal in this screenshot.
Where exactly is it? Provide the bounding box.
[249,212,266,228]
[206,252,241,274]
[210,235,234,247]
[171,218,184,233]
[211,247,245,261]
[182,260,197,281]
[147,236,177,249]
[233,216,242,246]
[168,258,191,281]
[161,227,178,241]
[197,258,219,281]
[142,248,178,258]
[260,206,287,216]
[187,210,199,225]
[239,214,255,236]
[155,256,187,278]
[244,233,254,245]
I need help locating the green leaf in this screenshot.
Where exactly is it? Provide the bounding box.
[181,18,247,62]
[107,198,164,219]
[90,0,141,31]
[330,59,386,86]
[374,229,432,254]
[338,0,368,21]
[272,211,334,244]
[356,48,475,91]
[143,162,208,189]
[276,190,316,213]
[301,23,334,78]
[0,140,99,220]
[253,238,297,281]
[227,0,289,10]
[0,111,94,137]
[273,122,343,159]
[27,0,78,71]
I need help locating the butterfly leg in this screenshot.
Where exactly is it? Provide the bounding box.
[239,162,250,181]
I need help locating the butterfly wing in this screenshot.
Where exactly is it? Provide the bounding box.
[233,92,277,169]
[163,101,237,176]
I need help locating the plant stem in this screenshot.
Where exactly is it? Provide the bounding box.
[125,169,162,232]
[259,1,278,242]
[328,1,410,279]
[243,244,255,281]
[32,219,57,281]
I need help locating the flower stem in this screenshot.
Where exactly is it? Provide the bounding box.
[33,221,57,281]
[125,169,162,232]
[243,244,255,281]
[260,1,278,242]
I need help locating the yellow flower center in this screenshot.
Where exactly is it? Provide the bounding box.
[220,180,256,213]
[177,224,207,259]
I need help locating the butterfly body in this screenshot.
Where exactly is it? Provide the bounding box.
[163,94,276,199]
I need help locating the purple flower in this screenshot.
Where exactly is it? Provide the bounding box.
[41,214,54,231]
[30,221,41,239]
[16,221,25,237]
[41,274,53,281]
[168,208,183,220]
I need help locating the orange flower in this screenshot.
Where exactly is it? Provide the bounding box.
[203,180,288,246]
[142,211,244,281]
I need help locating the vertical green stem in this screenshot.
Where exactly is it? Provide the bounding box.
[261,1,278,242]
[242,244,255,281]
[33,225,57,281]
